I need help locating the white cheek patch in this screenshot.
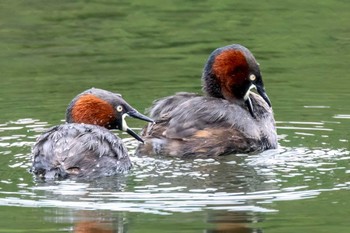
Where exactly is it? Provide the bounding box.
[244,84,257,100]
[122,113,129,131]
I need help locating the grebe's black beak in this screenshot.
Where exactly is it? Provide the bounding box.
[126,128,145,143]
[127,110,154,123]
[256,85,271,107]
[122,110,154,143]
[245,83,271,119]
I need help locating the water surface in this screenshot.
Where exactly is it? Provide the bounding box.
[0,0,350,232]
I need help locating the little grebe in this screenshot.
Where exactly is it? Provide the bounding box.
[136,44,277,157]
[32,88,153,179]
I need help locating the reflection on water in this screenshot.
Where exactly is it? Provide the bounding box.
[0,117,349,231]
[2,146,347,214]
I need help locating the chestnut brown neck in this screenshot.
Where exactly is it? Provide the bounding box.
[69,94,116,129]
[211,49,250,101]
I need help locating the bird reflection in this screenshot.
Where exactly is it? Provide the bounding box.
[206,211,263,233]
[35,155,275,233]
[74,221,114,233]
[73,210,126,233]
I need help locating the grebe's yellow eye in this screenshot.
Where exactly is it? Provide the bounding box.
[249,74,256,81]
[116,105,123,112]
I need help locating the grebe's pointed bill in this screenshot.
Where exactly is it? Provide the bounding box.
[121,113,144,143]
[244,82,271,118]
[256,85,271,107]
[126,128,144,143]
[122,110,154,143]
[127,110,154,123]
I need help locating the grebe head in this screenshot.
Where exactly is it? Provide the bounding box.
[66,88,154,142]
[202,44,271,117]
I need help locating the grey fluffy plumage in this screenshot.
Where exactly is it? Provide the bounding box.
[32,123,132,179]
[136,44,278,157]
[31,88,153,180]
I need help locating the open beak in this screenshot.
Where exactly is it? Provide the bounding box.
[245,83,272,118]
[122,110,154,143]
[126,128,145,143]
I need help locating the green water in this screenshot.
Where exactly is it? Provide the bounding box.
[0,0,349,232]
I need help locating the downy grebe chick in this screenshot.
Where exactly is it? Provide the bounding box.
[31,88,153,179]
[136,44,278,157]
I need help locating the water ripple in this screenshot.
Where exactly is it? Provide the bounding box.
[0,118,349,216]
